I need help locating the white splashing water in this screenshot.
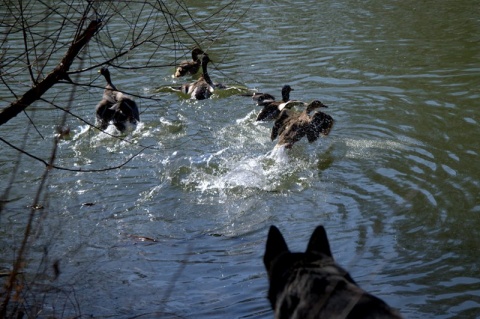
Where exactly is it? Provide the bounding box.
[195,145,292,193]
[267,145,290,164]
[235,109,257,124]
[88,122,144,146]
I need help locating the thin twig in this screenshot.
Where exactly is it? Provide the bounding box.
[0,136,149,172]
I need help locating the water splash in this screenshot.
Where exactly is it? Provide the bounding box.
[267,145,290,164]
[235,109,257,124]
[88,122,144,146]
[72,124,91,141]
[192,146,299,194]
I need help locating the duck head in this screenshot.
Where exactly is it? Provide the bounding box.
[306,100,328,113]
[191,47,204,61]
[99,67,110,75]
[99,67,114,86]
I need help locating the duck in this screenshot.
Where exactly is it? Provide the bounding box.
[174,48,204,77]
[252,92,276,105]
[239,90,275,101]
[256,85,306,121]
[96,67,140,132]
[256,85,292,107]
[271,100,334,149]
[181,54,215,100]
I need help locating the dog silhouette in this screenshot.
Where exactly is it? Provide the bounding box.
[264,225,403,319]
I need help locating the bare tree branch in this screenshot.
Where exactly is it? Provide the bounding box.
[0,19,101,126]
[0,136,148,172]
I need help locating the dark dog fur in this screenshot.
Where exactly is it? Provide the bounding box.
[263,225,403,319]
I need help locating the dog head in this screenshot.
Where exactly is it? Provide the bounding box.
[263,225,333,271]
[263,225,357,312]
[263,226,403,319]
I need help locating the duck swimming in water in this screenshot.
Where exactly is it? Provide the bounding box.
[96,67,140,132]
[181,54,215,100]
[252,92,276,105]
[271,100,334,149]
[256,85,292,107]
[256,85,305,121]
[174,48,204,77]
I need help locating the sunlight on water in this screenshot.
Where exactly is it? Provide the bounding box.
[196,157,268,191]
[344,138,407,159]
[72,124,91,141]
[235,109,256,124]
[198,149,289,192]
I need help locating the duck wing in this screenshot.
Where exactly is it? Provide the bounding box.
[256,102,282,121]
[271,110,291,141]
[191,84,212,100]
[96,99,115,129]
[277,121,305,149]
[306,112,334,143]
[110,97,139,123]
[278,100,307,111]
[190,80,214,100]
[125,98,140,121]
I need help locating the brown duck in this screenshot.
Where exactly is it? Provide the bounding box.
[174,48,204,77]
[96,67,140,132]
[271,100,334,149]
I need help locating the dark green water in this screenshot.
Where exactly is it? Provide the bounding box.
[1,1,479,318]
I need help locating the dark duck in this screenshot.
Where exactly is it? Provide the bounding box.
[255,85,305,121]
[255,84,293,107]
[174,48,204,78]
[96,67,140,132]
[271,100,334,149]
[181,54,215,100]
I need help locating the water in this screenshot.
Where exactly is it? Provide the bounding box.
[1,0,480,318]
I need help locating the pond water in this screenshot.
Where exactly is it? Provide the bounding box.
[1,0,479,318]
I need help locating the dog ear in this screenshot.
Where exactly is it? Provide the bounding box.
[306,225,333,258]
[264,225,290,270]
